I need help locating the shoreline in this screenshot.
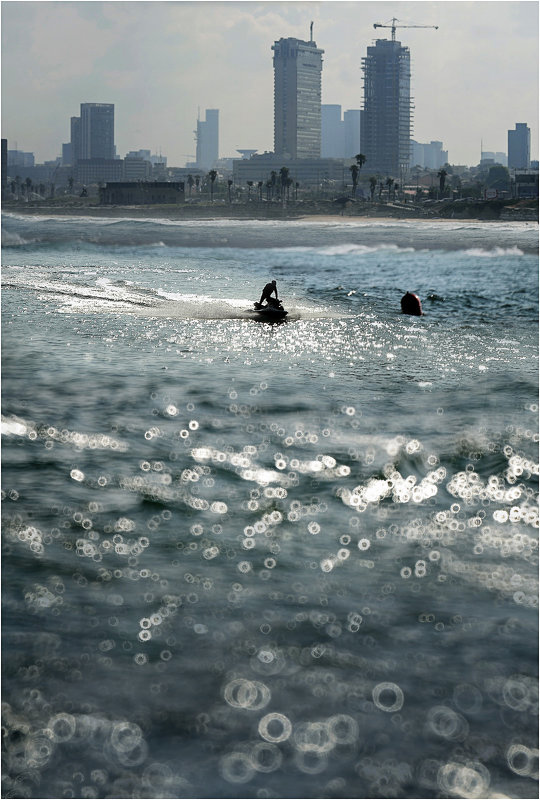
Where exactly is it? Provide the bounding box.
[2,199,538,224]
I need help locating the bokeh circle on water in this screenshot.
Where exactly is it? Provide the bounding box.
[506,743,539,777]
[294,748,329,774]
[258,713,292,743]
[249,741,283,773]
[372,682,404,713]
[327,714,359,745]
[47,712,76,743]
[223,678,271,711]
[220,751,255,784]
[453,683,483,714]
[293,721,334,754]
[110,721,143,753]
[427,706,469,741]
[437,760,490,798]
[25,731,55,768]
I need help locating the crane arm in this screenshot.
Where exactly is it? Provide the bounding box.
[373,19,438,41]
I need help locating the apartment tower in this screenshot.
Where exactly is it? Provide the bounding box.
[361,38,411,176]
[272,32,324,158]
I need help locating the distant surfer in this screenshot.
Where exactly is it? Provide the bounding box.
[258,280,279,306]
[401,291,423,316]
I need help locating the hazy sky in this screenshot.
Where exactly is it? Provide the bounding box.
[2,0,538,167]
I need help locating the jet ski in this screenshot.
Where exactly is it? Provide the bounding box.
[252,298,288,320]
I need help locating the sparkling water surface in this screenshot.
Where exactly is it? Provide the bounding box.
[2,213,538,799]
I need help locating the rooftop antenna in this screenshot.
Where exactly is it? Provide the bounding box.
[310,21,313,41]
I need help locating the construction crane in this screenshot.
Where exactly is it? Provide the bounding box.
[373,17,438,42]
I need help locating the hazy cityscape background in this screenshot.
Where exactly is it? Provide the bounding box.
[1,0,538,203]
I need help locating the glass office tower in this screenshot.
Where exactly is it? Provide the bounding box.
[79,103,115,160]
[272,36,324,159]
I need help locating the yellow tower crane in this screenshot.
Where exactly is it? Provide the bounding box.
[373,17,438,42]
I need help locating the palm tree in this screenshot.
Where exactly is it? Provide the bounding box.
[369,176,377,201]
[286,177,293,201]
[246,180,254,200]
[385,177,394,201]
[68,176,74,194]
[208,170,217,202]
[378,181,384,200]
[187,175,195,197]
[270,171,277,200]
[257,181,263,202]
[349,164,359,198]
[279,166,290,201]
[438,168,448,197]
[195,176,200,192]
[355,153,367,170]
[227,179,233,204]
[295,181,299,201]
[25,177,33,198]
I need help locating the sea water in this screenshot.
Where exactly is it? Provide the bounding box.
[1,212,538,799]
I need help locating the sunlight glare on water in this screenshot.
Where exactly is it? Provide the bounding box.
[1,213,538,799]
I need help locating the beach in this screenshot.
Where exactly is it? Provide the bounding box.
[2,211,538,798]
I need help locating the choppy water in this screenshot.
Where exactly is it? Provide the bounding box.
[1,212,538,799]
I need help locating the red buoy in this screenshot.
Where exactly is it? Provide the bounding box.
[401,291,423,316]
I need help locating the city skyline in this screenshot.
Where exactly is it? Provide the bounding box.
[1,1,538,168]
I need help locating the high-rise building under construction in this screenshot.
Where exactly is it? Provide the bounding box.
[361,38,411,177]
[272,33,324,159]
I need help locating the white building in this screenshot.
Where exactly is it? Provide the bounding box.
[196,109,219,171]
[410,140,448,169]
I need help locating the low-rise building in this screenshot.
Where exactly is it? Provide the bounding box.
[99,181,185,205]
[232,153,346,187]
[76,158,124,185]
[123,156,152,181]
[510,168,538,198]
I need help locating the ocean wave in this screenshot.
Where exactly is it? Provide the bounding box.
[1,230,39,246]
[463,246,525,257]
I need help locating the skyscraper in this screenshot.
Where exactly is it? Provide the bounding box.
[79,103,115,160]
[361,38,411,176]
[196,109,219,170]
[508,123,530,169]
[272,34,324,159]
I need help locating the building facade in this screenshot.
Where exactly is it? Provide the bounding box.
[410,140,448,169]
[75,158,123,185]
[70,116,81,163]
[343,110,361,159]
[232,153,345,187]
[508,123,530,169]
[361,38,411,177]
[321,105,344,158]
[78,103,115,161]
[99,182,185,205]
[196,109,219,170]
[272,36,324,159]
[123,156,152,181]
[7,150,35,167]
